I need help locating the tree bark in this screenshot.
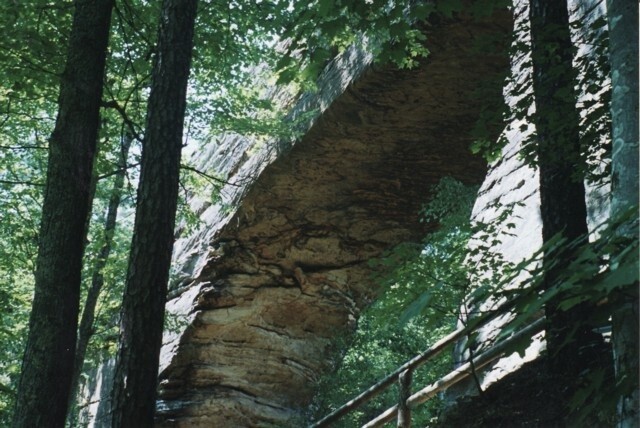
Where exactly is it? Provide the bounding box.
[66,133,132,424]
[529,0,602,379]
[109,0,198,426]
[12,0,114,426]
[607,1,639,426]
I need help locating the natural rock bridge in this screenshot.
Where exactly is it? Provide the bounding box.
[154,10,511,427]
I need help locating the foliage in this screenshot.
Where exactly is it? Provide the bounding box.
[491,208,638,343]
[482,208,637,424]
[80,176,134,362]
[475,2,612,184]
[370,178,478,325]
[275,0,511,88]
[0,272,30,426]
[312,184,636,425]
[310,315,453,427]
[371,178,520,334]
[274,0,500,88]
[0,3,59,417]
[0,0,629,425]
[311,178,480,426]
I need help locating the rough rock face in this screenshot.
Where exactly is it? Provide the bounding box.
[155,11,512,427]
[448,0,610,402]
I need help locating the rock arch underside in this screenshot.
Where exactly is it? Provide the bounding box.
[155,10,512,427]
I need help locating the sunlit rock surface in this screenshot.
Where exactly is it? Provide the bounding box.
[448,0,610,403]
[154,11,511,427]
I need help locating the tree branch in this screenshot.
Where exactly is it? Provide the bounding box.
[97,162,140,181]
[180,164,239,187]
[0,179,44,187]
[0,145,47,150]
[101,100,143,142]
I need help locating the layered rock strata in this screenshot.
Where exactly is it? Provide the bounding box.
[152,11,512,427]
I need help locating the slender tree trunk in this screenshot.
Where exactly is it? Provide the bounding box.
[110,0,198,425]
[12,1,114,426]
[529,0,602,380]
[66,133,132,424]
[607,1,639,426]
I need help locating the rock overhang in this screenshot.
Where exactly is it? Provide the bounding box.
[157,8,512,426]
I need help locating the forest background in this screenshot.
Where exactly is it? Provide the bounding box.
[0,0,637,426]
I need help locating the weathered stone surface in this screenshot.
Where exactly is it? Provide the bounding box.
[449,0,610,403]
[156,10,511,427]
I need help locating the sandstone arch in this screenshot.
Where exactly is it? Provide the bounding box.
[156,11,511,427]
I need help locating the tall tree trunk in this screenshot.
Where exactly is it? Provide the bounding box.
[529,0,602,380]
[109,0,198,425]
[12,0,114,426]
[66,133,132,424]
[607,1,639,426]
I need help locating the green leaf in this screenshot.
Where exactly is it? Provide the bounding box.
[436,0,463,18]
[399,289,435,326]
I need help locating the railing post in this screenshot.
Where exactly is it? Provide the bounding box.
[397,369,412,428]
